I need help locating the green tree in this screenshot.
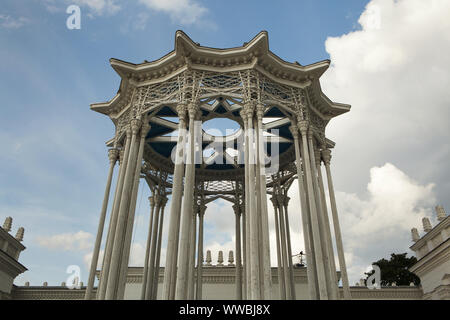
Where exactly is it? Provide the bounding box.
[365,253,421,286]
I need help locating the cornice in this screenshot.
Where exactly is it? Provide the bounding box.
[410,216,450,251]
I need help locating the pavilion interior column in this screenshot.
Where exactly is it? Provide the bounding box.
[162,104,187,300]
[315,149,339,300]
[233,203,242,300]
[141,195,156,300]
[152,196,168,300]
[298,120,328,300]
[85,148,118,300]
[271,195,286,300]
[322,148,351,300]
[282,194,296,300]
[175,103,199,299]
[195,203,205,300]
[117,121,149,300]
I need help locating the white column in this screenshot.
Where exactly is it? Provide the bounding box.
[195,204,205,300]
[289,123,317,300]
[271,196,286,300]
[298,120,328,299]
[241,203,247,300]
[117,122,149,299]
[141,195,156,299]
[145,194,161,299]
[282,196,296,300]
[308,134,335,300]
[85,148,118,300]
[162,104,187,300]
[315,150,339,300]
[245,104,260,300]
[99,128,131,299]
[277,194,292,300]
[322,149,351,299]
[187,205,198,300]
[233,204,242,300]
[152,196,167,300]
[175,103,198,299]
[106,118,142,299]
[240,108,251,300]
[256,104,272,299]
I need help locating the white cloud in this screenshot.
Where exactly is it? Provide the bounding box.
[333,163,436,283]
[138,0,208,25]
[36,231,93,251]
[0,15,30,29]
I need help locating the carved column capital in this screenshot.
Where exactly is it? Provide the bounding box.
[177,104,187,122]
[321,149,332,165]
[270,196,278,207]
[187,103,198,119]
[298,120,309,135]
[148,195,155,208]
[256,104,264,120]
[140,122,150,138]
[284,196,290,207]
[119,149,125,164]
[108,148,119,164]
[131,118,142,135]
[289,123,299,139]
[232,204,241,216]
[314,150,322,167]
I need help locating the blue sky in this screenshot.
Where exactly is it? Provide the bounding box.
[2,0,449,289]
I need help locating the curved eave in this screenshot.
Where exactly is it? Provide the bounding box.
[109,30,332,87]
[309,79,351,119]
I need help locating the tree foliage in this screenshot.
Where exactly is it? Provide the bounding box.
[365,253,421,286]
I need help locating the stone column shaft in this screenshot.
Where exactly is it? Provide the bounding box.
[195,207,205,300]
[141,195,156,300]
[255,108,272,299]
[272,198,286,300]
[145,196,162,299]
[85,149,118,300]
[175,105,198,299]
[316,156,339,300]
[241,206,247,300]
[308,135,335,300]
[277,197,292,300]
[298,121,328,299]
[322,149,351,299]
[187,210,197,300]
[234,205,242,300]
[246,108,260,300]
[99,129,131,299]
[283,198,296,300]
[152,198,167,300]
[117,123,148,299]
[162,105,187,300]
[106,119,141,300]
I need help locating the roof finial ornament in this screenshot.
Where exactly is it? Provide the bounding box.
[228,250,234,266]
[15,227,24,242]
[422,217,432,233]
[217,250,224,266]
[205,250,212,266]
[411,228,420,242]
[2,216,12,232]
[436,205,447,221]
